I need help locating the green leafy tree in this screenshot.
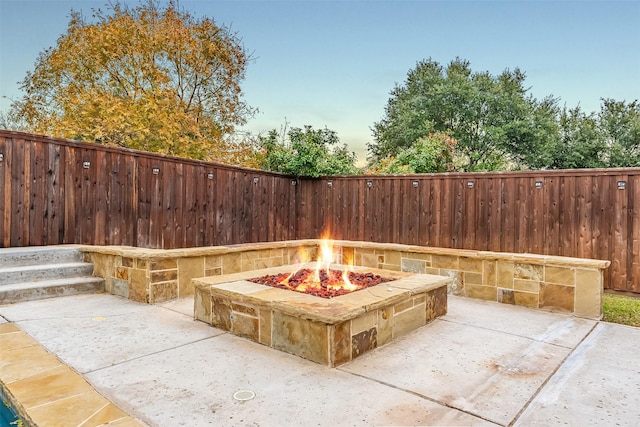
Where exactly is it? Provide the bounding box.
[549,106,607,169]
[370,57,558,171]
[599,99,640,167]
[259,125,359,177]
[547,99,640,169]
[10,0,254,162]
[369,132,456,174]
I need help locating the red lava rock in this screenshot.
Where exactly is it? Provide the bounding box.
[249,268,392,299]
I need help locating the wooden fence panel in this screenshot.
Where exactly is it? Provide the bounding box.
[3,131,640,292]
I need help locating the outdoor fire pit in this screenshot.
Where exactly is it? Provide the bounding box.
[193,241,450,367]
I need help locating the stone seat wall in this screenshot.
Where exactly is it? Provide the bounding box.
[80,240,610,319]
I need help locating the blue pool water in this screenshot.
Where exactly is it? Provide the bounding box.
[1,396,22,427]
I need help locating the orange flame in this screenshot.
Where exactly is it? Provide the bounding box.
[278,233,359,293]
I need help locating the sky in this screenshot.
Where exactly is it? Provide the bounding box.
[1,0,639,164]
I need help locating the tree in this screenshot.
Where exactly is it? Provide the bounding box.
[369,132,456,174]
[546,99,640,169]
[259,124,360,177]
[599,99,640,167]
[10,0,254,161]
[0,109,27,131]
[370,57,558,171]
[548,106,607,169]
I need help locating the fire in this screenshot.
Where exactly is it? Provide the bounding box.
[286,236,356,293]
[249,234,393,298]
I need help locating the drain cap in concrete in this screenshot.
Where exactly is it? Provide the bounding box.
[233,390,255,401]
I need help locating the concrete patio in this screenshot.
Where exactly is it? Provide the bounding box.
[1,293,639,426]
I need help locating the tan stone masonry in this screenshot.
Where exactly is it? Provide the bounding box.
[80,240,610,319]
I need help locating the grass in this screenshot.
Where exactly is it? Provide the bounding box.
[603,293,640,327]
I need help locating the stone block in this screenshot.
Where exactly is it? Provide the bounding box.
[241,259,254,272]
[431,255,459,270]
[205,256,221,269]
[377,308,393,346]
[496,261,515,288]
[341,247,355,265]
[136,259,148,270]
[574,269,603,318]
[129,269,148,303]
[514,263,543,281]
[269,248,284,258]
[272,311,328,365]
[232,303,258,317]
[292,246,317,264]
[466,284,497,301]
[514,279,540,293]
[459,257,483,273]
[393,298,414,314]
[441,270,462,295]
[393,303,426,338]
[498,289,538,308]
[332,321,351,366]
[384,251,402,267]
[115,267,129,280]
[401,258,426,274]
[111,278,129,298]
[150,270,177,283]
[194,288,211,323]
[259,309,272,346]
[352,327,377,360]
[545,266,576,286]
[150,259,177,270]
[414,294,426,305]
[483,261,496,286]
[379,263,401,271]
[425,286,447,322]
[539,282,575,313]
[221,253,241,273]
[149,281,178,304]
[405,252,431,261]
[177,257,204,296]
[359,250,378,268]
[254,257,283,269]
[231,313,259,341]
[465,272,483,285]
[205,267,222,276]
[121,257,133,268]
[351,311,377,335]
[211,296,233,330]
[240,251,259,263]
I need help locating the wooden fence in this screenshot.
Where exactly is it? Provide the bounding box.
[296,173,640,293]
[0,131,298,249]
[1,131,639,293]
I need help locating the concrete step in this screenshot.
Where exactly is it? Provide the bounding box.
[0,262,94,284]
[0,277,105,304]
[0,246,83,267]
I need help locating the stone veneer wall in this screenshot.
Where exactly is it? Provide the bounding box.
[80,240,610,319]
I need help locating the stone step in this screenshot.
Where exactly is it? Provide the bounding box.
[0,277,105,304]
[0,246,84,268]
[0,262,94,285]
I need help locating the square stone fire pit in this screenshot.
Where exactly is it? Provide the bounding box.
[193,264,450,367]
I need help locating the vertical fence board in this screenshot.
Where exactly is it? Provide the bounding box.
[29,141,45,246]
[0,137,10,247]
[611,174,629,289]
[629,175,640,293]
